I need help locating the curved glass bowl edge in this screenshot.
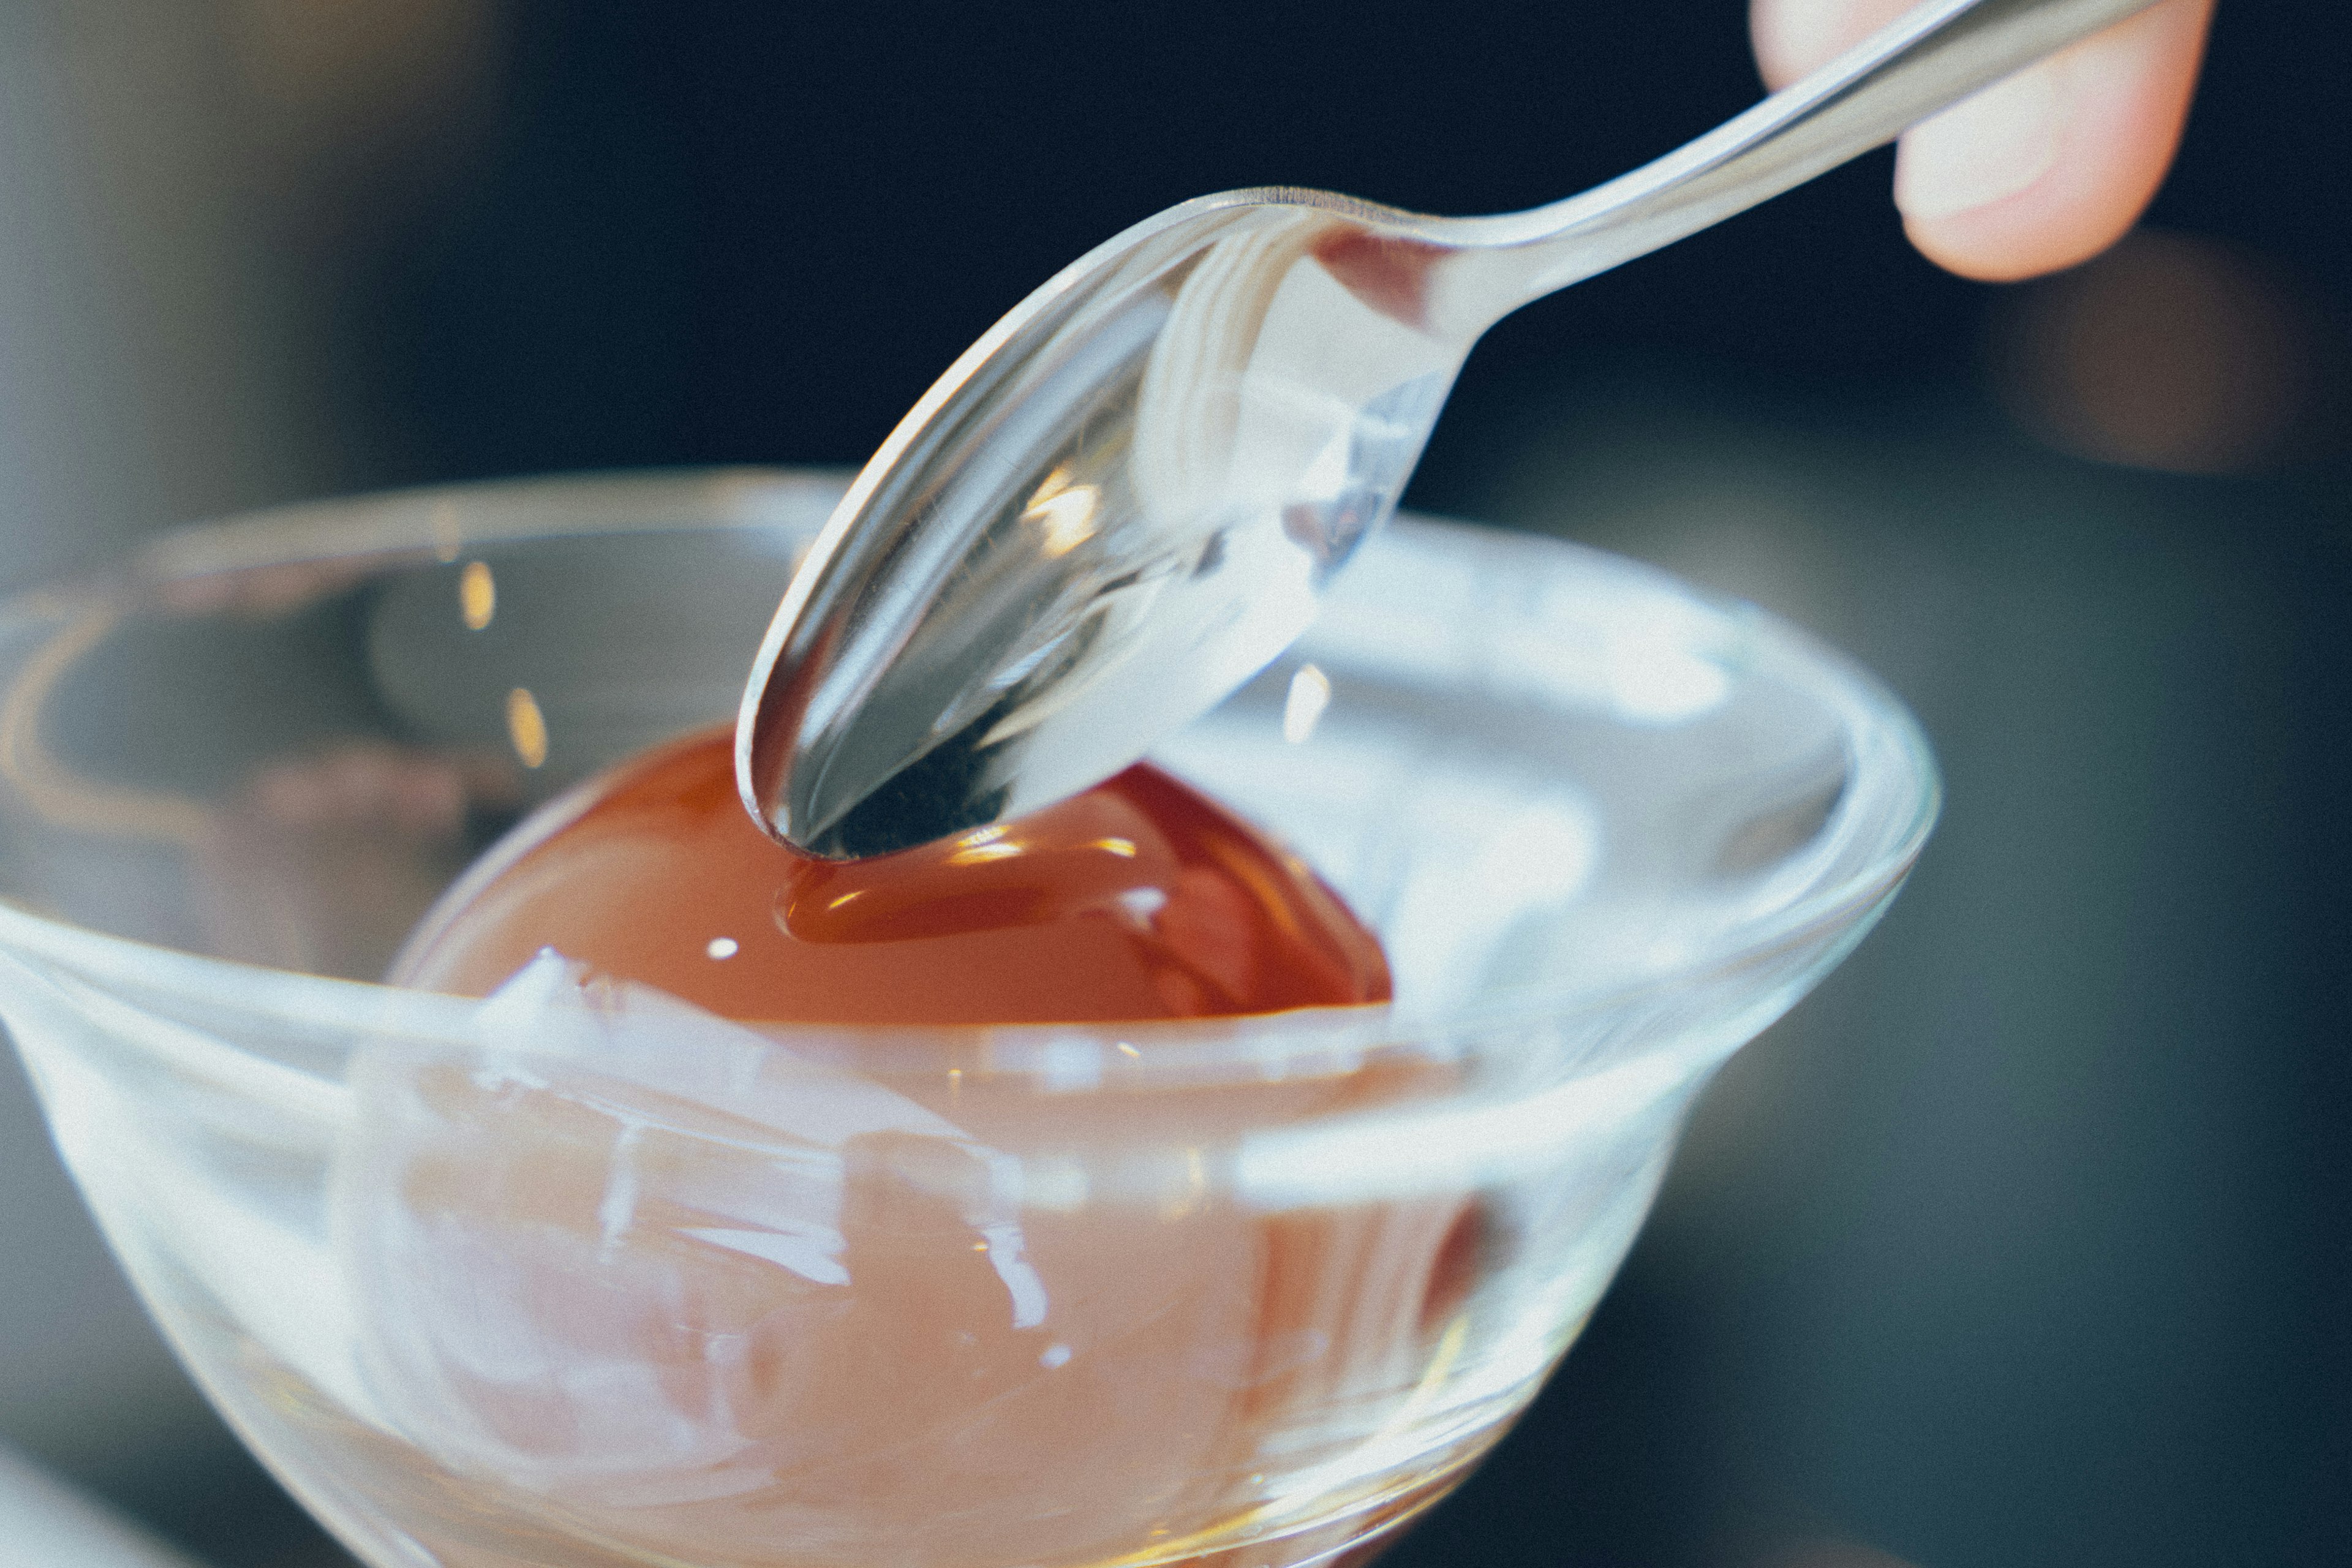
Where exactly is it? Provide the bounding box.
[0,465,1942,1074]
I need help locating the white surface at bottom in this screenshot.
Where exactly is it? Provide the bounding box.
[0,1446,204,1568]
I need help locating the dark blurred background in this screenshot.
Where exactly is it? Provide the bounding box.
[0,2,2345,1566]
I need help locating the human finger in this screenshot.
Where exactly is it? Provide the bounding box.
[1751,0,2216,281]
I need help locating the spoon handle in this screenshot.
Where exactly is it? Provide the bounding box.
[1459,0,2166,316]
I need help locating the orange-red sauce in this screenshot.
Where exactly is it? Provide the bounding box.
[393,725,1389,1022]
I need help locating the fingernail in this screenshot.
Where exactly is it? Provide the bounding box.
[1894,64,2063,221]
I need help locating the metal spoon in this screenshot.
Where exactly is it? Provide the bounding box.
[740,0,2158,859]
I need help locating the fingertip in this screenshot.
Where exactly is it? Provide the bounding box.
[1901,148,2152,283]
[1893,0,2212,282]
[1895,57,2147,282]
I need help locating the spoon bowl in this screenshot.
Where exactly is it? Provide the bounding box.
[739,0,2155,859]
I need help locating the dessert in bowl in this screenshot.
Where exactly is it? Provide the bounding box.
[0,468,1934,1568]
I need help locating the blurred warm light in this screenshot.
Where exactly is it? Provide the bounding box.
[503,685,548,768]
[1989,227,2342,474]
[458,558,496,630]
[224,0,501,225]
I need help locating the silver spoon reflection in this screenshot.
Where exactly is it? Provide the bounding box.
[740,0,2155,860]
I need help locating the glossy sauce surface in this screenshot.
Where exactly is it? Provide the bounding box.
[393,726,1389,1021]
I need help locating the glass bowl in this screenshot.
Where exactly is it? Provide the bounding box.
[0,469,1936,1568]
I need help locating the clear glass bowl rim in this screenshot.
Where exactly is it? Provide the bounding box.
[0,466,1942,1068]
